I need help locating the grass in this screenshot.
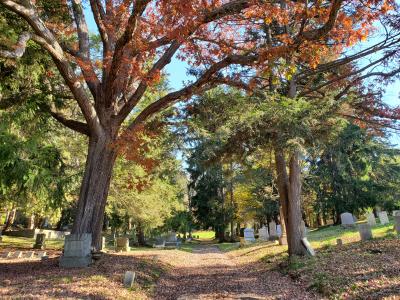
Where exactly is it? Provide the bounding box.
[217,242,240,252]
[191,230,216,240]
[0,235,64,250]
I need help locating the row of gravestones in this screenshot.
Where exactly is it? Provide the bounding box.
[244,220,308,244]
[341,211,399,227]
[0,250,48,260]
[341,211,400,241]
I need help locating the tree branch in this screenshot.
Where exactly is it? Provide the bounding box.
[49,110,90,136]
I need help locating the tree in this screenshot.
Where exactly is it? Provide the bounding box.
[0,0,390,251]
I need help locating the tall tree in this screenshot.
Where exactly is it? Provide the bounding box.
[0,0,390,251]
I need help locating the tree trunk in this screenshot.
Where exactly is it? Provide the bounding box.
[27,215,35,230]
[287,151,307,256]
[136,223,146,246]
[3,208,16,232]
[71,134,117,250]
[274,148,307,256]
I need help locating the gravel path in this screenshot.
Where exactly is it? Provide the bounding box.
[153,245,316,300]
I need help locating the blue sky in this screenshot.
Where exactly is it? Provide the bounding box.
[84,8,399,146]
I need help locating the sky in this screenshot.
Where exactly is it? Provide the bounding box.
[84,7,399,146]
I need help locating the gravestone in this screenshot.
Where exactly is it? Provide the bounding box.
[123,271,136,288]
[378,211,389,225]
[153,237,166,248]
[394,215,400,234]
[33,233,46,250]
[276,225,282,237]
[116,237,130,252]
[24,251,35,259]
[258,226,269,241]
[358,223,373,241]
[366,212,376,226]
[268,221,278,240]
[393,210,400,217]
[301,238,315,256]
[340,212,355,228]
[13,251,23,259]
[243,228,255,243]
[165,232,179,248]
[59,233,92,268]
[37,251,47,259]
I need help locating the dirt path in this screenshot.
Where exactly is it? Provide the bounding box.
[153,244,316,300]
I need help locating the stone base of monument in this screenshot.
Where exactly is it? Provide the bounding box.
[59,233,92,268]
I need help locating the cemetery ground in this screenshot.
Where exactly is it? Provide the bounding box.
[0,223,399,299]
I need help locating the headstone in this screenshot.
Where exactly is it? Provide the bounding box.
[123,271,136,288]
[24,251,35,259]
[243,228,255,243]
[13,251,23,259]
[33,233,46,250]
[276,225,282,237]
[258,226,269,241]
[153,237,166,248]
[393,210,400,217]
[394,215,400,234]
[268,221,278,240]
[165,232,179,248]
[116,237,130,252]
[301,238,315,256]
[340,212,355,227]
[37,251,47,259]
[378,211,389,225]
[336,239,343,246]
[59,233,92,268]
[358,223,373,241]
[366,212,376,226]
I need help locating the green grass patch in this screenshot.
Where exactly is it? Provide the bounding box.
[0,236,64,250]
[191,230,215,240]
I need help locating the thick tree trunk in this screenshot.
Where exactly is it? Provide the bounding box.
[71,134,117,250]
[274,148,307,256]
[287,151,307,256]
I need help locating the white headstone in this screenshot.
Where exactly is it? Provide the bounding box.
[243,228,255,243]
[378,211,389,225]
[269,221,277,238]
[258,226,269,241]
[341,212,355,227]
[393,210,400,217]
[366,212,376,226]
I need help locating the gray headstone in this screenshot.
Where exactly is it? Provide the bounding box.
[24,251,35,259]
[268,221,278,239]
[378,211,389,225]
[153,237,166,248]
[366,212,376,226]
[394,215,400,234]
[116,237,130,252]
[243,228,255,243]
[258,226,269,241]
[123,271,136,288]
[165,232,177,243]
[33,233,46,250]
[358,223,373,241]
[301,238,315,256]
[392,210,400,217]
[101,236,106,251]
[276,225,282,237]
[341,212,355,227]
[59,233,92,268]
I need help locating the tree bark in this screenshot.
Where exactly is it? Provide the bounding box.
[3,208,16,232]
[71,133,117,250]
[287,151,307,256]
[136,223,146,246]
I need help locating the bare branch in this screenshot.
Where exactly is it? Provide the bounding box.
[50,110,90,136]
[0,32,32,58]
